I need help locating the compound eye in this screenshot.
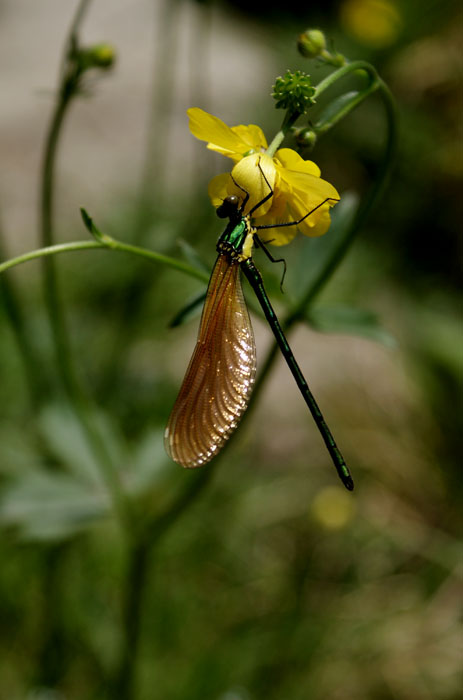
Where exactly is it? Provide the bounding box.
[216,195,240,219]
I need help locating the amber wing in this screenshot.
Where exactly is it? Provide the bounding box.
[165,254,257,467]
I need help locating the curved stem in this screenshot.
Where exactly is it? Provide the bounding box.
[266,60,381,158]
[0,238,209,283]
[0,241,100,274]
[40,0,92,397]
[40,91,75,395]
[35,1,134,525]
[248,75,398,417]
[313,59,379,99]
[297,80,397,309]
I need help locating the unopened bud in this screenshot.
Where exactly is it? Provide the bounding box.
[297,29,327,59]
[295,128,317,149]
[75,43,116,72]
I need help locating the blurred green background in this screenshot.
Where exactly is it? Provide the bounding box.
[0,0,461,699]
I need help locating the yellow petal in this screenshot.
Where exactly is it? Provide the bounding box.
[208,173,230,208]
[188,108,247,158]
[252,191,298,246]
[280,168,340,204]
[268,226,298,246]
[232,124,268,153]
[256,171,336,241]
[257,214,298,246]
[291,200,332,237]
[231,154,276,216]
[275,148,321,177]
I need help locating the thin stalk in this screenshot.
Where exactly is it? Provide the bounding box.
[295,80,397,309]
[248,73,398,423]
[37,4,127,520]
[266,111,302,158]
[0,238,208,283]
[36,544,69,688]
[40,92,129,526]
[313,59,380,99]
[36,1,131,523]
[39,0,92,397]
[114,466,214,700]
[0,227,43,407]
[40,92,76,397]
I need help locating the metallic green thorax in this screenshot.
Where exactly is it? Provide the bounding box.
[216,217,250,262]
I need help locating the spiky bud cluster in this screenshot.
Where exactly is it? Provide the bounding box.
[272,70,316,115]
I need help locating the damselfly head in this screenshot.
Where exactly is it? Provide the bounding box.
[216,195,240,219]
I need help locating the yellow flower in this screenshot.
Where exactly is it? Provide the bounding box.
[340,0,402,49]
[188,107,339,246]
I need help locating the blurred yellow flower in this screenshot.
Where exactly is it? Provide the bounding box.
[311,486,356,530]
[341,0,402,48]
[188,107,339,246]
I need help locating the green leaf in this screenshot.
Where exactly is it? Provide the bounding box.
[177,239,210,273]
[80,207,94,234]
[315,91,361,130]
[0,471,109,541]
[38,403,103,485]
[286,191,360,298]
[306,304,396,346]
[80,207,112,244]
[169,290,207,328]
[38,403,129,486]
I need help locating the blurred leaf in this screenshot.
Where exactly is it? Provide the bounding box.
[0,471,109,541]
[169,290,207,328]
[177,239,210,273]
[306,304,396,346]
[287,191,360,298]
[38,403,105,485]
[38,403,129,485]
[315,91,364,130]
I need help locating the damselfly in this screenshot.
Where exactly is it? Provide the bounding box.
[165,164,354,491]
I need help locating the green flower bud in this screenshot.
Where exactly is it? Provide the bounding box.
[272,70,316,116]
[295,128,317,149]
[75,44,116,72]
[87,44,116,68]
[297,29,327,58]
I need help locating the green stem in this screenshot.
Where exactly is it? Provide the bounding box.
[248,70,398,418]
[266,111,301,158]
[40,90,76,397]
[36,1,130,521]
[0,241,100,273]
[267,60,380,158]
[114,466,214,700]
[39,0,92,398]
[36,4,129,524]
[298,81,397,308]
[313,59,379,99]
[0,238,208,283]
[0,227,43,407]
